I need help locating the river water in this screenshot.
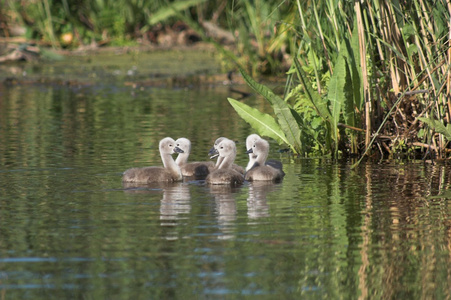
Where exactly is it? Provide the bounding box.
[0,50,450,299]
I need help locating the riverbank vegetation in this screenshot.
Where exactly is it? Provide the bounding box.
[0,0,450,160]
[229,0,451,164]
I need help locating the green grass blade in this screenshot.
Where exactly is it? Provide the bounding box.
[346,22,362,113]
[327,48,348,154]
[342,58,356,127]
[149,0,207,25]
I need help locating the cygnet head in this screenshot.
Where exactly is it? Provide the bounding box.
[174,137,191,154]
[246,138,269,159]
[209,136,227,159]
[217,138,237,158]
[246,134,261,150]
[160,137,184,154]
[245,134,262,171]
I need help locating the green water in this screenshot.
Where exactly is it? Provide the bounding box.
[0,52,450,299]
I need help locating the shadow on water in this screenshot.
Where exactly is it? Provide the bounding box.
[0,52,451,299]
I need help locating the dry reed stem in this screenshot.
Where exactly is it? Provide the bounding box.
[355,1,371,149]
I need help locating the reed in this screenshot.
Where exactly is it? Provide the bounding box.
[229,0,450,159]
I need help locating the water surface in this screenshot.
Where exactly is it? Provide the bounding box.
[0,53,450,299]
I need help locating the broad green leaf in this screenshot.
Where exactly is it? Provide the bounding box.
[433,5,447,36]
[342,58,355,127]
[346,22,362,112]
[238,68,302,153]
[401,24,416,39]
[228,98,291,149]
[328,47,348,153]
[418,117,451,141]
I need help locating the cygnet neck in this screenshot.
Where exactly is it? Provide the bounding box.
[246,134,261,171]
[161,149,182,179]
[216,139,237,170]
[254,148,269,165]
[174,137,191,166]
[217,152,235,169]
[175,151,189,165]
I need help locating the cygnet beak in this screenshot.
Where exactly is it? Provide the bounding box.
[208,147,219,159]
[174,146,184,153]
[246,148,253,154]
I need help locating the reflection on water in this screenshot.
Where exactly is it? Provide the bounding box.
[1,81,451,299]
[159,183,191,226]
[247,181,281,219]
[122,180,280,241]
[209,185,239,240]
[121,181,281,241]
[123,181,192,227]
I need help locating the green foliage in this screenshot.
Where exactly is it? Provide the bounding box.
[228,68,302,154]
[228,98,289,147]
[223,0,298,75]
[418,118,451,142]
[293,58,331,123]
[7,0,207,46]
[228,33,364,157]
[148,0,208,26]
[239,68,302,153]
[327,47,348,157]
[230,0,450,158]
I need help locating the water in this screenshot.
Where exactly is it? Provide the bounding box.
[1,53,451,299]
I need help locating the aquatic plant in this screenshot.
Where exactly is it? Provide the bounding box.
[229,0,451,161]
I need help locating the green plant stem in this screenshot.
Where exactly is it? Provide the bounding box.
[43,0,58,47]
